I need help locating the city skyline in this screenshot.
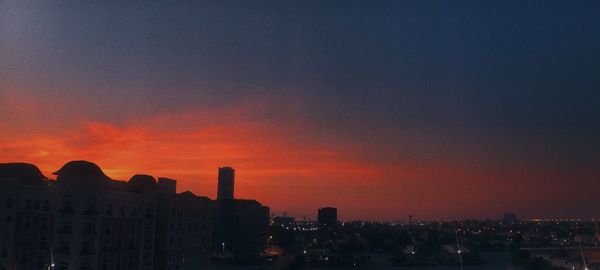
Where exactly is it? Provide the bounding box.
[1,160,596,223]
[1,1,600,221]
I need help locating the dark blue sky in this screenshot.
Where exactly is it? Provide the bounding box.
[1,1,599,219]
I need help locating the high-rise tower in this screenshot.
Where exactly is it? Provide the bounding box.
[217,167,235,200]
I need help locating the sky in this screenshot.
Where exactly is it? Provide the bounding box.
[1,1,599,221]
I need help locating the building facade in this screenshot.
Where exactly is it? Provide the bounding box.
[213,199,269,259]
[154,190,213,270]
[0,161,213,270]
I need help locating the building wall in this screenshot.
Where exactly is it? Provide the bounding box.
[213,200,269,258]
[154,193,213,270]
[1,180,56,270]
[0,163,213,270]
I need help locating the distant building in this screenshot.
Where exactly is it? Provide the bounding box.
[217,167,235,200]
[0,161,213,270]
[318,207,338,227]
[503,213,518,223]
[273,216,295,228]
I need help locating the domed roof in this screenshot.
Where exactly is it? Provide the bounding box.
[0,163,47,182]
[53,160,110,182]
[128,174,157,192]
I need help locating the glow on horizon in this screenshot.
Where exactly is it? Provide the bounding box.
[1,1,600,220]
[1,99,599,221]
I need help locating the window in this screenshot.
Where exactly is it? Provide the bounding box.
[5,198,13,209]
[40,217,48,232]
[60,221,72,234]
[106,204,113,216]
[84,198,97,215]
[33,200,40,210]
[59,241,70,254]
[82,241,91,255]
[23,215,31,229]
[83,222,94,235]
[119,206,125,217]
[63,201,74,214]
[104,221,111,234]
[40,235,47,248]
[26,200,32,210]
[42,200,50,211]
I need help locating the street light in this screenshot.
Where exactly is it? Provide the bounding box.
[48,246,55,270]
[221,242,225,253]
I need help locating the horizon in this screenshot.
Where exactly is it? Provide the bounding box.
[2,1,600,221]
[3,159,599,222]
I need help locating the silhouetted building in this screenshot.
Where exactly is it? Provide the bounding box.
[217,167,235,200]
[0,163,54,270]
[0,161,214,270]
[318,207,338,227]
[155,191,213,270]
[214,200,269,259]
[503,213,518,223]
[213,167,269,260]
[273,216,295,228]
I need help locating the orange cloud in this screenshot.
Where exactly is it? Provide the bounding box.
[0,101,403,218]
[2,95,599,221]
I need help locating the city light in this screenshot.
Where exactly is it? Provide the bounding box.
[1,1,599,269]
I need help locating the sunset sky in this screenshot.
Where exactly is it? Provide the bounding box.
[1,1,599,221]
